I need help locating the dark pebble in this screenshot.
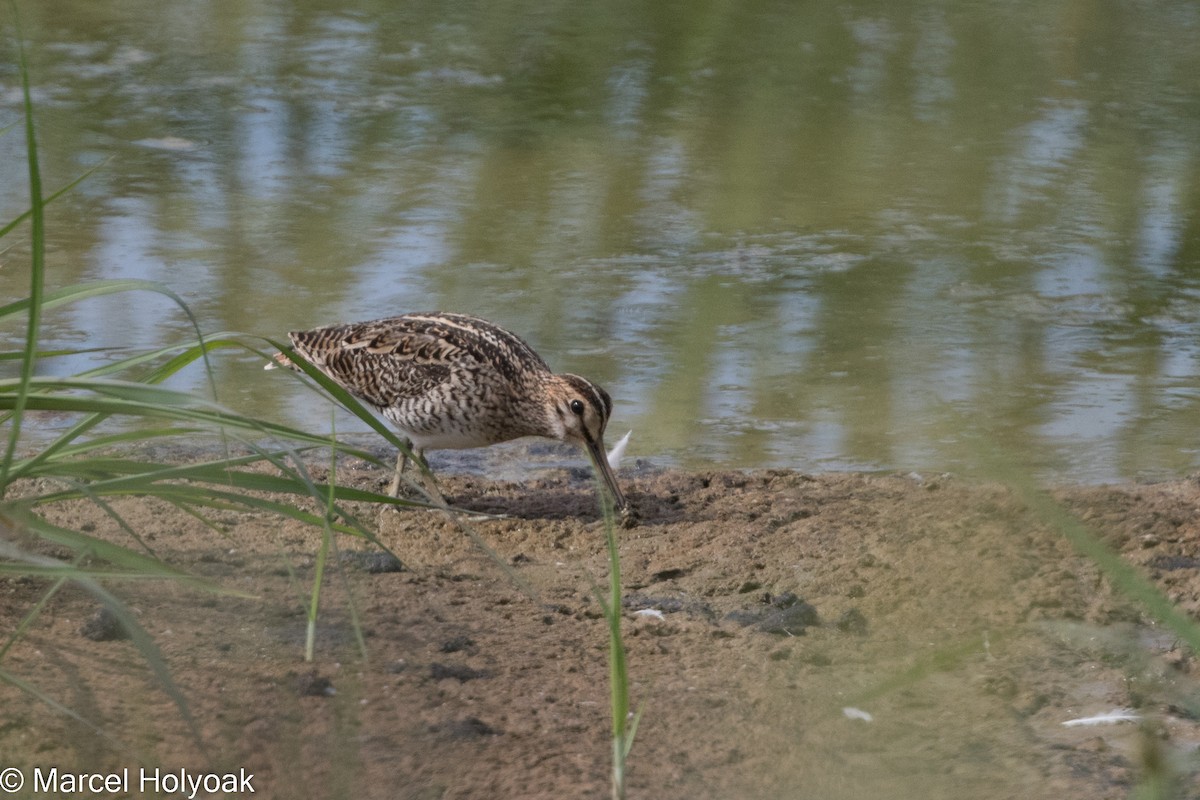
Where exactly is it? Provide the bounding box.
[340,551,404,574]
[430,662,487,682]
[440,635,475,654]
[756,602,819,635]
[724,610,765,627]
[726,595,820,636]
[770,592,803,609]
[79,607,129,642]
[1148,555,1200,571]
[439,716,499,739]
[296,671,335,697]
[653,568,688,581]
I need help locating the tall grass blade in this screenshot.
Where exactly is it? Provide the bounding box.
[0,665,126,750]
[0,9,46,492]
[0,566,71,662]
[267,342,548,606]
[586,450,638,800]
[0,16,399,755]
[0,279,199,322]
[988,454,1200,654]
[305,412,335,662]
[0,161,105,240]
[0,281,222,436]
[268,340,443,498]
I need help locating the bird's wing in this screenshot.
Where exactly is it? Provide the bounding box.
[341,325,466,364]
[289,321,472,408]
[321,349,452,408]
[287,313,549,408]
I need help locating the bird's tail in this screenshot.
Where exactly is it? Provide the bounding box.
[263,351,296,371]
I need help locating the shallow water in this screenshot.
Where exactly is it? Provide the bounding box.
[2,0,1199,482]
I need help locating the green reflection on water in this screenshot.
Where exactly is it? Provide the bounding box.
[1,0,1199,481]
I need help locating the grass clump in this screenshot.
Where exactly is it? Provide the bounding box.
[0,17,407,746]
[3,17,641,790]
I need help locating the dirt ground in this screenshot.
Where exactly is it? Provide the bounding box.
[4,449,1200,799]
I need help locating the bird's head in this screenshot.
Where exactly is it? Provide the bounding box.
[544,373,628,513]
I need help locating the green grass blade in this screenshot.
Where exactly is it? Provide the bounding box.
[0,665,126,751]
[0,385,362,448]
[0,280,221,407]
[22,456,417,513]
[0,568,71,662]
[0,533,205,749]
[238,437,402,558]
[997,461,1200,653]
[956,423,1200,653]
[9,509,230,592]
[0,346,109,361]
[0,279,194,321]
[72,334,248,381]
[26,481,358,533]
[6,336,305,485]
[584,451,637,800]
[265,339,415,454]
[7,428,206,469]
[0,11,46,494]
[0,160,106,241]
[300,421,370,663]
[304,435,336,663]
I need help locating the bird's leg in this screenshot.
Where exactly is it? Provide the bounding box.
[386,439,414,498]
[386,443,410,498]
[412,448,451,507]
[386,441,450,508]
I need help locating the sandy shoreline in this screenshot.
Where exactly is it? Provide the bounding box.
[3,460,1200,798]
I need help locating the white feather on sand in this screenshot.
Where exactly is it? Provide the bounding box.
[1061,709,1140,727]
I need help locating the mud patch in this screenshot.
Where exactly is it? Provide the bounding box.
[4,465,1200,799]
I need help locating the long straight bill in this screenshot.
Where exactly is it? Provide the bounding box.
[584,436,628,513]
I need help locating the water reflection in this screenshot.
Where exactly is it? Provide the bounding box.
[1,0,1199,482]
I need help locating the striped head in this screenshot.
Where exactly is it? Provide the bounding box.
[543,373,627,512]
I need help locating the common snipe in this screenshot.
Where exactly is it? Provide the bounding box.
[268,312,630,515]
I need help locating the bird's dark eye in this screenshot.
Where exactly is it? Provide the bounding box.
[569,399,585,416]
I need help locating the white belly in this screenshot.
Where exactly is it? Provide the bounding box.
[404,428,518,452]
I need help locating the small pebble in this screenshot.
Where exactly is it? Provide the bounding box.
[296,671,335,697]
[340,551,404,574]
[79,607,128,642]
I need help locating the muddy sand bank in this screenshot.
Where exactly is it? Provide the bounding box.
[4,453,1200,799]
